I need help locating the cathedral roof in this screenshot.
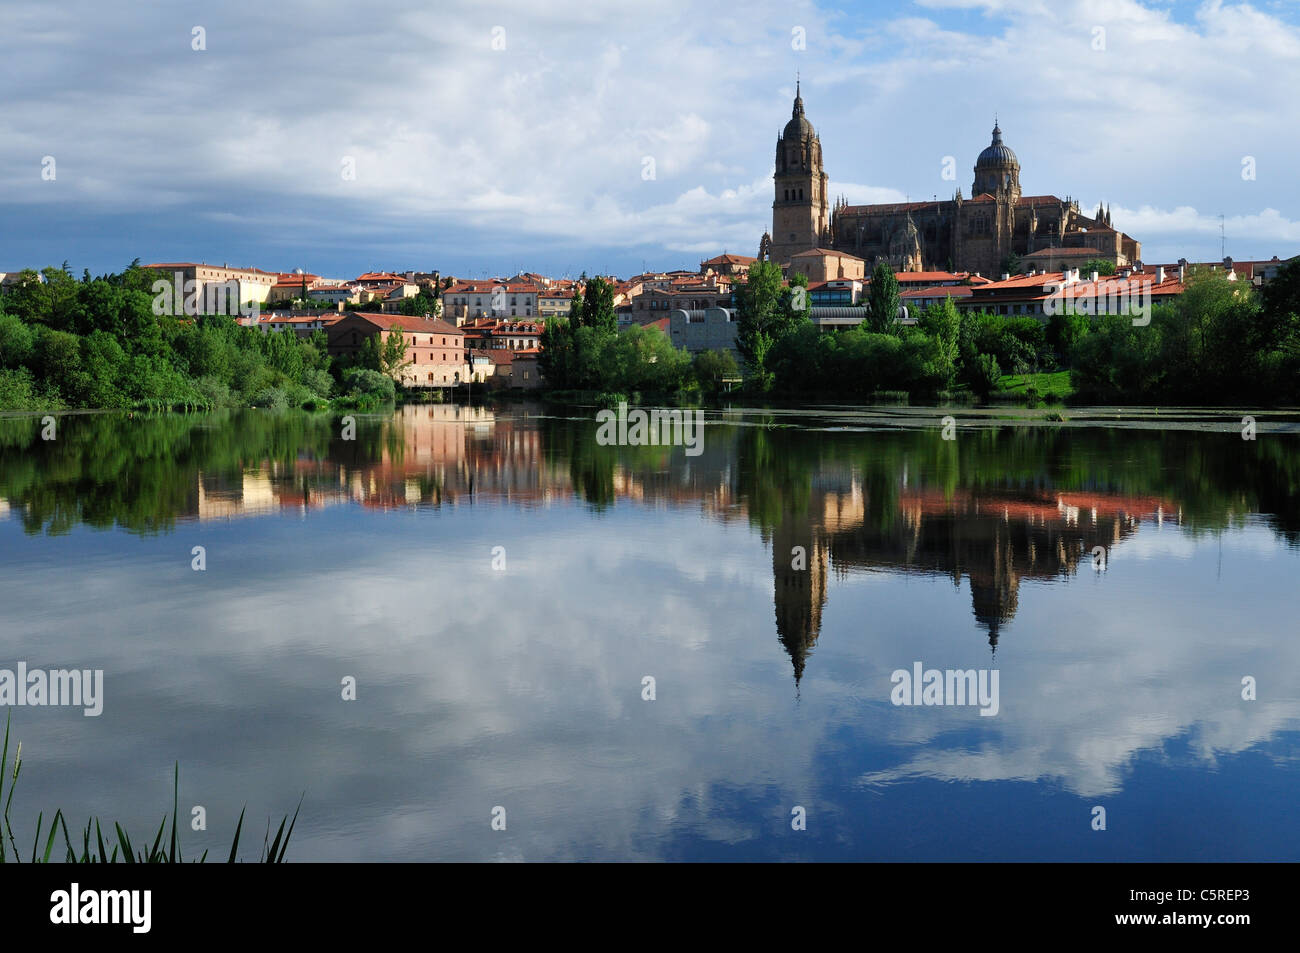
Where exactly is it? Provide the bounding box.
[782,81,815,140]
[975,123,1019,168]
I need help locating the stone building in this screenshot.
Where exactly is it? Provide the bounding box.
[765,81,831,267]
[759,89,1141,277]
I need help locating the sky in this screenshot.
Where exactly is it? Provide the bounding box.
[1,0,1298,280]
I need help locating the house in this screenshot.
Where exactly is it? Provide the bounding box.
[257,311,342,336]
[327,313,468,387]
[786,248,866,283]
[309,285,361,306]
[442,281,540,322]
[700,253,758,278]
[268,272,323,303]
[468,348,514,387]
[511,350,542,389]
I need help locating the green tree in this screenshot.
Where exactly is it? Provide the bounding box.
[734,261,803,390]
[866,262,901,335]
[692,349,741,394]
[1081,258,1117,277]
[969,353,1002,399]
[918,297,961,388]
[580,277,618,335]
[379,328,411,379]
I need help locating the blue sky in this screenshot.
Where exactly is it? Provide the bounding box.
[2,0,1298,280]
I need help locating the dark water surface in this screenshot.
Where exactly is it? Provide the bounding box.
[1,405,1298,861]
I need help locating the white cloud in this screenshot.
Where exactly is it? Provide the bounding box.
[0,0,1296,271]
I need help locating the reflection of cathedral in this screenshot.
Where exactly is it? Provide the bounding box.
[769,483,1175,680]
[772,524,826,684]
[761,84,1141,276]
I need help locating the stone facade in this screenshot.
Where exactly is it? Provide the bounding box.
[761,91,1141,277]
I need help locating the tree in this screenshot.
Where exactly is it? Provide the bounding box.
[918,297,961,387]
[692,349,741,394]
[866,261,901,334]
[969,353,1002,399]
[580,276,618,335]
[1081,258,1116,277]
[379,328,411,379]
[1000,252,1022,276]
[734,261,804,389]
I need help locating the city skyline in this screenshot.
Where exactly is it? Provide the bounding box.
[2,0,1299,278]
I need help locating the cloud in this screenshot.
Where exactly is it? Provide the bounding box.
[0,0,1297,274]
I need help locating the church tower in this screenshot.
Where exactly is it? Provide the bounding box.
[770,81,829,267]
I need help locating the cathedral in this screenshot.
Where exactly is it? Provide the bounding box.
[760,83,1141,277]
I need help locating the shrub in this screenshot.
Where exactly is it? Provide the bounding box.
[341,367,395,403]
[969,353,1002,399]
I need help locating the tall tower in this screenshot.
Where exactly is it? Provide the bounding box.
[770,80,829,266]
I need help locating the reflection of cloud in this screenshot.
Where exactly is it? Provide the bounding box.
[2,459,1299,857]
[849,549,1300,797]
[0,509,819,860]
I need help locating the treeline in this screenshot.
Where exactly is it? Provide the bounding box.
[0,262,400,410]
[736,258,1300,405]
[538,275,740,398]
[1069,261,1300,403]
[737,260,1047,400]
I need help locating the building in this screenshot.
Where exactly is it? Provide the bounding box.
[669,307,739,355]
[786,247,866,283]
[309,285,361,306]
[142,262,278,312]
[765,80,831,267]
[759,86,1142,278]
[442,281,540,322]
[961,265,1190,317]
[700,253,758,278]
[268,272,322,303]
[460,318,544,351]
[468,348,514,387]
[257,311,341,336]
[326,313,468,388]
[511,351,542,389]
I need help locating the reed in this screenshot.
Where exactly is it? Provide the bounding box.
[0,713,301,863]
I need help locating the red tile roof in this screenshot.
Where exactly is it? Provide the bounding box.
[348,312,462,334]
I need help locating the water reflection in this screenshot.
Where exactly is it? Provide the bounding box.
[3,406,1299,683]
[2,406,1299,859]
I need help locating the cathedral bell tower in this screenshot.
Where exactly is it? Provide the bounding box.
[770,80,830,267]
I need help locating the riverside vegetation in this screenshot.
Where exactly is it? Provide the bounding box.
[0,715,299,863]
[541,260,1300,407]
[0,261,406,412]
[4,258,1300,412]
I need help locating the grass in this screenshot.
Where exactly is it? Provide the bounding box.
[996,370,1075,403]
[0,714,301,863]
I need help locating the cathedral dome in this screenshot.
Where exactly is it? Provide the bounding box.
[783,83,815,140]
[975,123,1018,169]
